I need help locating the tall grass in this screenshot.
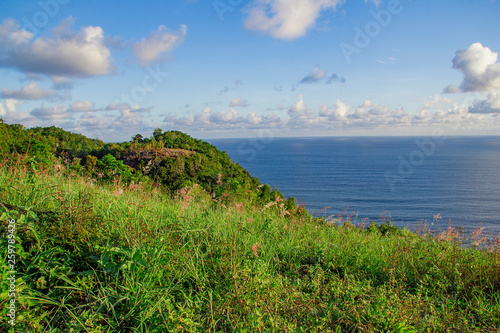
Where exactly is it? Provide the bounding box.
[1,161,499,332]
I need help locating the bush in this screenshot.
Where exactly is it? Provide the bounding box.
[96,154,133,183]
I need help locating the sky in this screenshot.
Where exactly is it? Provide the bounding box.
[1,0,500,142]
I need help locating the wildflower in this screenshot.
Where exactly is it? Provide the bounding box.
[471,227,486,247]
[279,209,290,218]
[251,243,261,257]
[235,202,245,213]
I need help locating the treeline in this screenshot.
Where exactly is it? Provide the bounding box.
[0,121,297,210]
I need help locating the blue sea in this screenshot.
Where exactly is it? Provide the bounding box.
[208,136,500,236]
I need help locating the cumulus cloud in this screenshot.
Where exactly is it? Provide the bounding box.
[5,93,500,139]
[164,107,283,131]
[243,0,343,40]
[444,43,500,93]
[419,94,455,110]
[229,96,249,107]
[0,18,33,50]
[0,99,39,125]
[20,102,154,142]
[284,96,496,133]
[318,99,350,120]
[133,25,187,65]
[1,81,58,100]
[69,101,96,112]
[288,94,307,114]
[284,98,481,132]
[0,18,113,77]
[468,93,500,114]
[31,105,71,121]
[77,103,154,141]
[0,99,21,115]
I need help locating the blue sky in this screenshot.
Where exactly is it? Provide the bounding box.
[1,0,500,141]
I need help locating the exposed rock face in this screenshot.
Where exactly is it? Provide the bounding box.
[120,148,195,171]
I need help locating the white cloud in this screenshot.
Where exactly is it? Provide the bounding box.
[69,101,96,112]
[283,97,491,133]
[229,96,249,107]
[420,94,455,110]
[0,18,113,77]
[243,0,343,40]
[0,99,39,125]
[1,81,58,100]
[444,43,500,93]
[288,94,307,114]
[73,103,154,141]
[469,92,500,114]
[133,25,187,65]
[318,99,350,120]
[0,18,33,50]
[12,101,154,142]
[300,66,326,83]
[164,107,283,131]
[5,99,21,113]
[31,105,71,121]
[5,92,500,139]
[0,99,22,116]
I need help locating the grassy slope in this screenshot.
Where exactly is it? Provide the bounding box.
[0,161,499,332]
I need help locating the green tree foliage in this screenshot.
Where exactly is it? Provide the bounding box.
[96,154,133,183]
[0,122,104,158]
[0,122,296,208]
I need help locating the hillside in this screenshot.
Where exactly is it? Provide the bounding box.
[0,122,499,332]
[0,122,294,208]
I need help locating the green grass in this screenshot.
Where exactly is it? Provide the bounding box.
[1,162,499,332]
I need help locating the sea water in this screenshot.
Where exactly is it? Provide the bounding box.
[209,136,500,236]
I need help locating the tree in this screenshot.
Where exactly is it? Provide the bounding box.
[132,134,143,143]
[153,128,162,141]
[97,154,132,182]
[86,155,98,171]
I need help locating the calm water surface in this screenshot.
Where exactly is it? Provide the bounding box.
[208,136,500,235]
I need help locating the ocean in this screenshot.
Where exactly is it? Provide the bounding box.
[208,136,500,236]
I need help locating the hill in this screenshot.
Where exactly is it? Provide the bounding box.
[0,122,295,209]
